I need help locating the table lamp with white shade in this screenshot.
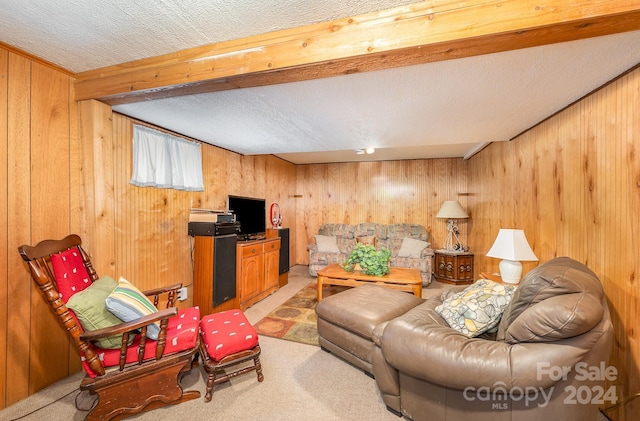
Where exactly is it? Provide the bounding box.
[486,229,538,284]
[436,200,469,252]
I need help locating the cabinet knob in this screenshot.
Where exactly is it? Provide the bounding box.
[251,248,256,253]
[439,263,445,270]
[466,264,472,272]
[445,264,453,272]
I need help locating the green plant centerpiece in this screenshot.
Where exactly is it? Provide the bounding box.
[341,243,392,276]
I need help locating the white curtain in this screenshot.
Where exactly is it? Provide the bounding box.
[130,125,204,191]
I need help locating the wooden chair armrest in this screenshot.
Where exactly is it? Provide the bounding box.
[79,308,177,341]
[143,283,182,296]
[143,283,183,308]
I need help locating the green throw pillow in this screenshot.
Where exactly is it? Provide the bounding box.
[66,276,133,349]
[436,279,516,338]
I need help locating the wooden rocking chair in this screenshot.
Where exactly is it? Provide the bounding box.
[18,234,201,420]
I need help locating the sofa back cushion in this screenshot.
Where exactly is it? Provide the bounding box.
[384,224,428,256]
[317,224,356,253]
[318,223,355,238]
[354,223,387,242]
[496,257,605,344]
[386,224,429,241]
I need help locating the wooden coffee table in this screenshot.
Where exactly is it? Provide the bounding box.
[316,264,422,301]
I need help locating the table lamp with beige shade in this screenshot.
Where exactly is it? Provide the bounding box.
[486,229,538,284]
[436,200,469,252]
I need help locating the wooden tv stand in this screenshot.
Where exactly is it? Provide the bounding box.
[192,235,280,315]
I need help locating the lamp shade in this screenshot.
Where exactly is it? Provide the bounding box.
[436,201,469,219]
[486,229,538,261]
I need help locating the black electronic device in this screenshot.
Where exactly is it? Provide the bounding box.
[228,195,266,237]
[188,221,241,237]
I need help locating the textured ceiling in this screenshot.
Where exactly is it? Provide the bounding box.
[2,1,640,164]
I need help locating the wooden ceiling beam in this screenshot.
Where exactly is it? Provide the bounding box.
[74,0,640,105]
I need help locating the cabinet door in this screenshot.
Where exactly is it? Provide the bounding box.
[435,254,449,278]
[240,253,263,302]
[455,255,474,281]
[264,249,280,290]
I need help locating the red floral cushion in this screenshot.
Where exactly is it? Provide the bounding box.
[200,310,259,362]
[81,306,201,378]
[50,247,92,303]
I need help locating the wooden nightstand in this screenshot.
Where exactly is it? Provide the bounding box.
[434,250,474,285]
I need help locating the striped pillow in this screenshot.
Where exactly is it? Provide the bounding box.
[105,277,161,340]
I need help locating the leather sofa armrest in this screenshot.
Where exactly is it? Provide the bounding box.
[380,299,591,391]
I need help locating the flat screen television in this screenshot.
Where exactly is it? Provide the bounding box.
[228,195,266,238]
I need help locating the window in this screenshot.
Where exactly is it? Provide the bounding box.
[130,125,204,191]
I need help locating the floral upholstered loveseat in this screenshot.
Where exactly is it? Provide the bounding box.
[307,223,434,285]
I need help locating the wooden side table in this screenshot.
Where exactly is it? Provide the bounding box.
[434,250,474,285]
[480,272,520,286]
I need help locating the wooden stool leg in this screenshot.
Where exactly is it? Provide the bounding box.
[204,369,216,403]
[255,355,264,382]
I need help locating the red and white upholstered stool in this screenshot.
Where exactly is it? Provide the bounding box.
[199,310,264,402]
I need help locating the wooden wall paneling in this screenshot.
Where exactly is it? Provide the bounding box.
[470,142,504,274]
[230,154,262,198]
[111,114,194,292]
[112,112,130,281]
[224,152,242,198]
[536,118,561,259]
[469,66,640,419]
[294,164,322,264]
[67,67,82,374]
[28,62,72,394]
[516,131,540,277]
[601,75,639,408]
[78,100,116,277]
[580,93,603,272]
[6,52,32,406]
[624,69,640,404]
[0,47,7,409]
[601,75,637,418]
[263,155,297,266]
[105,115,298,297]
[555,103,581,267]
[197,143,229,210]
[293,158,468,266]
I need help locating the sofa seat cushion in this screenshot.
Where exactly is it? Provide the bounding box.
[390,256,430,272]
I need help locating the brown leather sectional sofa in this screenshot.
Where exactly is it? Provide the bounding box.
[316,257,613,421]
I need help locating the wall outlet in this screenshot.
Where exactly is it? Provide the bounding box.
[177,287,188,301]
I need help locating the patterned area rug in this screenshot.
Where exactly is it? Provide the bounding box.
[253,282,347,346]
